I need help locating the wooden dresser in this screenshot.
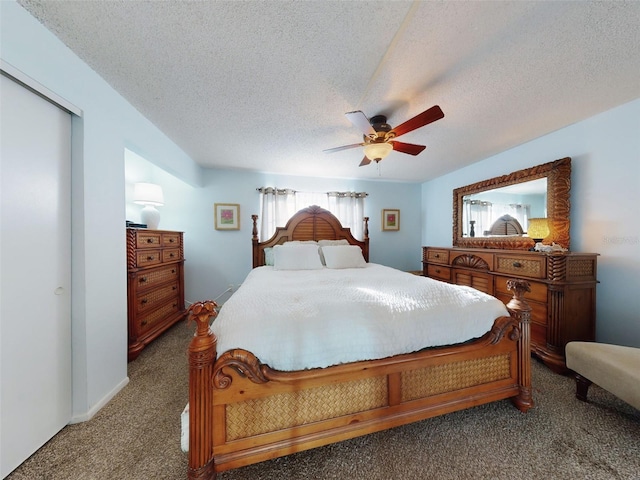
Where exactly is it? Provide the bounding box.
[127,228,187,361]
[422,246,598,373]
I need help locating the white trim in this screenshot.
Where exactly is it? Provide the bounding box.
[0,59,82,116]
[69,376,130,424]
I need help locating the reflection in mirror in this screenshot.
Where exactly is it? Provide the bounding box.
[461,178,547,238]
[453,157,571,250]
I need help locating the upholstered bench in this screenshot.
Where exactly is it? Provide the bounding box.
[565,341,640,410]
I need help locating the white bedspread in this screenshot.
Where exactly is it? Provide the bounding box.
[212,264,509,371]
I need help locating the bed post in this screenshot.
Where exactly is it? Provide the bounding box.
[505,279,534,413]
[188,301,218,480]
[252,214,259,268]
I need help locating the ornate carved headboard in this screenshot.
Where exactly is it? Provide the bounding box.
[251,205,369,268]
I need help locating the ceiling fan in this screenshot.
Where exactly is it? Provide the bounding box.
[323,105,444,166]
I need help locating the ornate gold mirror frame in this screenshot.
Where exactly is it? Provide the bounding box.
[453,157,571,250]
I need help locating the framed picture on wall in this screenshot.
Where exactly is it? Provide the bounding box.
[382,209,400,231]
[214,203,240,230]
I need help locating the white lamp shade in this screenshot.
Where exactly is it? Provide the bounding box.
[133,182,164,206]
[363,142,393,161]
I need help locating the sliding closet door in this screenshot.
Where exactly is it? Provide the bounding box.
[0,73,72,477]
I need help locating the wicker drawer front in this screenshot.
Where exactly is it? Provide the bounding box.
[162,232,181,247]
[137,299,182,333]
[427,264,451,282]
[495,255,545,279]
[494,276,547,303]
[136,249,162,267]
[135,231,162,248]
[162,248,182,263]
[425,248,449,265]
[136,264,180,290]
[135,281,180,314]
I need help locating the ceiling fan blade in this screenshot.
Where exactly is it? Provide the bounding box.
[359,156,372,167]
[323,143,364,154]
[391,141,426,156]
[391,105,444,138]
[345,110,376,137]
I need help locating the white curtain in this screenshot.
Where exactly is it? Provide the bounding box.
[257,188,368,240]
[257,188,297,241]
[327,191,367,240]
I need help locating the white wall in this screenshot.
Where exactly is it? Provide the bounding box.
[1,1,204,420]
[422,98,640,347]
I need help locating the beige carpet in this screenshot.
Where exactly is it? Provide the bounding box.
[7,321,640,480]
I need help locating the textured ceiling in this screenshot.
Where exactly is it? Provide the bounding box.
[18,0,640,182]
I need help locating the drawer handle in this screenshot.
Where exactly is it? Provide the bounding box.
[169,238,175,243]
[172,286,177,290]
[146,238,153,243]
[141,299,148,304]
[435,268,441,273]
[169,253,175,258]
[147,255,154,261]
[171,269,176,274]
[139,276,147,283]
[141,320,147,326]
[172,303,177,308]
[512,261,522,268]
[434,253,440,258]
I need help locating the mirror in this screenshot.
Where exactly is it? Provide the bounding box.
[453,157,571,250]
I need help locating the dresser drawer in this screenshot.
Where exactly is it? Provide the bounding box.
[135,231,162,248]
[453,269,493,294]
[136,249,162,267]
[495,292,548,326]
[135,281,180,314]
[137,299,182,334]
[495,255,546,279]
[424,248,449,265]
[162,232,182,247]
[427,264,451,282]
[162,248,182,263]
[135,264,181,290]
[494,276,548,303]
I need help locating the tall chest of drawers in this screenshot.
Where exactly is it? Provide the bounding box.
[423,246,598,374]
[127,228,187,361]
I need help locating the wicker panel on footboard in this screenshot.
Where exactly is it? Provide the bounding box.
[187,279,533,479]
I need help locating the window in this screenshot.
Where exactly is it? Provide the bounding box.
[257,188,367,240]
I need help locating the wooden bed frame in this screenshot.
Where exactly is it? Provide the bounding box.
[187,206,533,479]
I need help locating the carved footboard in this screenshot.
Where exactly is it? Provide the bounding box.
[187,280,533,479]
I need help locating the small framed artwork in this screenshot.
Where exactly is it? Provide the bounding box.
[214,203,240,230]
[382,209,400,231]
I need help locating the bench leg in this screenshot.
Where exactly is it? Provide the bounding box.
[575,374,593,402]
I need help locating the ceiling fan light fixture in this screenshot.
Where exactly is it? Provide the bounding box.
[363,142,393,162]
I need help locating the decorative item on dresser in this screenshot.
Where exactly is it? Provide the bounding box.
[422,246,598,374]
[126,228,187,361]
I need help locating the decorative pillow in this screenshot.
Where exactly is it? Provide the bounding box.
[264,247,274,266]
[317,239,349,264]
[321,245,367,269]
[273,244,323,270]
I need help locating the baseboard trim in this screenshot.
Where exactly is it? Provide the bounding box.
[69,376,130,424]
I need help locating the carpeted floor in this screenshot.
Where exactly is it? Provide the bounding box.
[6,321,640,480]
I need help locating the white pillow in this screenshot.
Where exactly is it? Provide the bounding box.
[317,239,349,247]
[321,245,367,269]
[282,240,319,247]
[273,244,323,270]
[317,239,349,264]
